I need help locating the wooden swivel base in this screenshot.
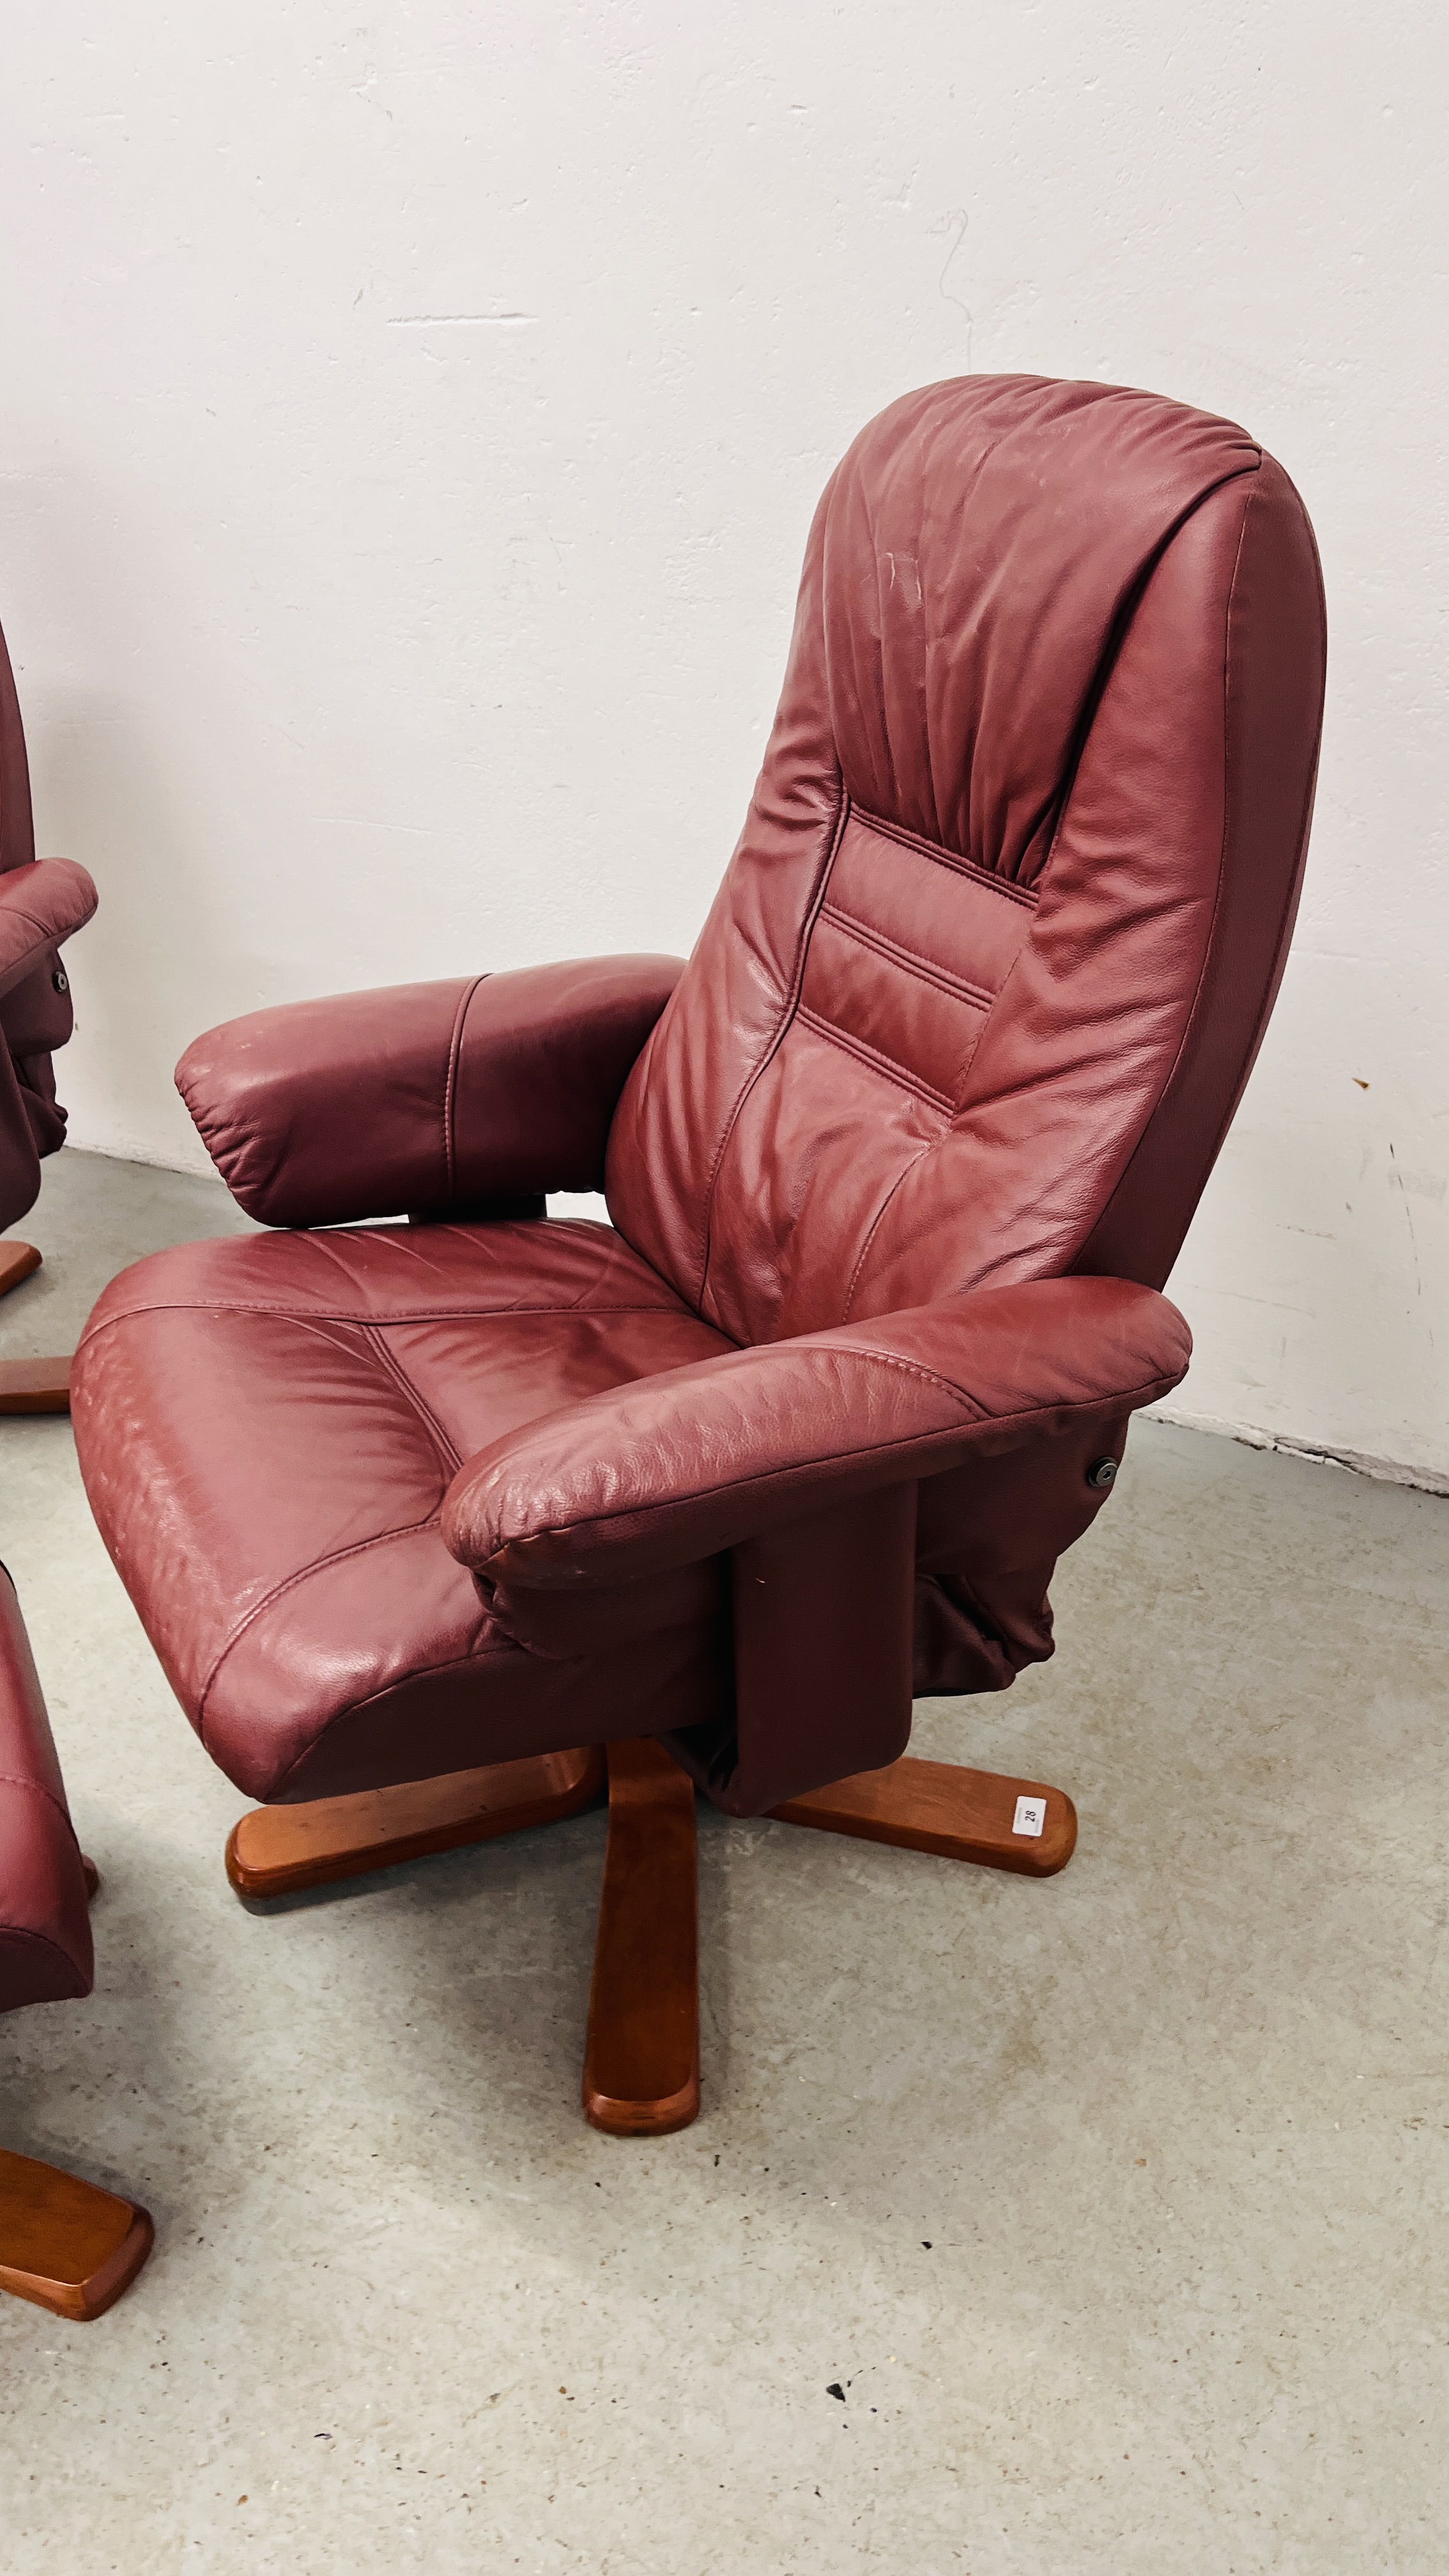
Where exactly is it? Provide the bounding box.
[1,1862,155,2320]
[226,1742,1076,2139]
[0,1243,72,1415]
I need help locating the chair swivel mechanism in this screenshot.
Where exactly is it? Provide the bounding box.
[0,1562,153,2317]
[0,613,98,1415]
[69,378,1326,2136]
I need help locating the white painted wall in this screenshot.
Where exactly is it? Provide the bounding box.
[1,5,1445,1480]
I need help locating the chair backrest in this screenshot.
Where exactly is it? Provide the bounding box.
[0,617,36,880]
[606,376,1326,1346]
[0,614,95,1231]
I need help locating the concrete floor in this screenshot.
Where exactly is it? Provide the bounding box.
[3,1149,1449,2573]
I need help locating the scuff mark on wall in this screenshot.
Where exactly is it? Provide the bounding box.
[1388,1140,1423,1300]
[928,208,972,364]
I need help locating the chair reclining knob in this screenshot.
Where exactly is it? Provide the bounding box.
[1085,1455,1118,1490]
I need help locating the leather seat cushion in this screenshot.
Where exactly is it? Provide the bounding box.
[73,1220,736,1804]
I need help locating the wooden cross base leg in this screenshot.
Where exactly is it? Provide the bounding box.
[225,1745,607,1899]
[0,1358,72,1414]
[0,1242,72,1414]
[582,1746,1073,2135]
[223,1739,696,2139]
[770,1754,1078,1877]
[583,1739,699,2138]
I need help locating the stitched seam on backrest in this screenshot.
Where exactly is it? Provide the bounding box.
[851,808,1040,909]
[1170,473,1324,1199]
[695,781,849,1317]
[794,1005,956,1115]
[816,902,995,1009]
[944,1020,992,1105]
[840,1140,938,1323]
[1032,459,1262,890]
[1191,480,1326,1177]
[841,857,1048,1308]
[1064,470,1259,1276]
[936,490,1265,1123]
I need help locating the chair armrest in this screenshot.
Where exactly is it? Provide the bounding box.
[174,953,685,1227]
[442,1274,1191,1588]
[0,858,97,1006]
[0,1563,93,2013]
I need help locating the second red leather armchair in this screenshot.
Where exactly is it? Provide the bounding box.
[69,374,1326,2135]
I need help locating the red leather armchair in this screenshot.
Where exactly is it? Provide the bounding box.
[1,1563,152,2317]
[0,613,98,1414]
[70,377,1326,2135]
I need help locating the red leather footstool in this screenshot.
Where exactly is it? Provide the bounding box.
[0,1562,151,2319]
